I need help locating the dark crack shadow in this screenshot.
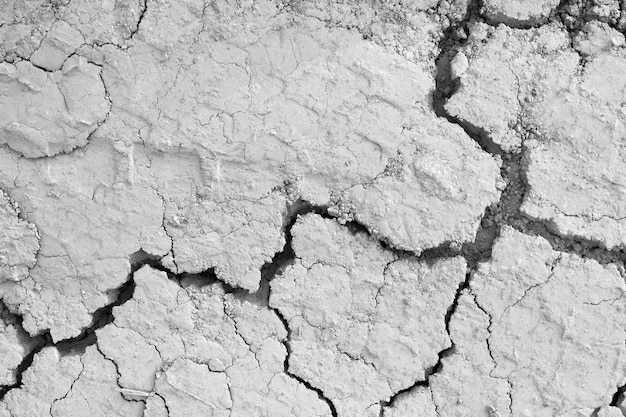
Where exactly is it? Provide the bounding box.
[0,250,160,400]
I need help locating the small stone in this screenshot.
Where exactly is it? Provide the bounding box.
[450,51,469,79]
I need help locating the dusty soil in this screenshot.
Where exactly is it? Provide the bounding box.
[1,0,626,416]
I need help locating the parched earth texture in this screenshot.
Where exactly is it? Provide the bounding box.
[1,0,626,416]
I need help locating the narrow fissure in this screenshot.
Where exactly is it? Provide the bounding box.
[2,1,625,415]
[259,199,341,417]
[127,0,149,41]
[0,330,45,400]
[0,250,160,400]
[381,0,626,413]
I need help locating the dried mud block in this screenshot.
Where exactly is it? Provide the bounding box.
[102,1,501,268]
[0,56,109,158]
[160,191,288,291]
[50,345,144,417]
[0,304,40,387]
[341,115,502,253]
[30,20,84,71]
[384,290,512,416]
[1,345,142,417]
[523,45,626,249]
[0,190,39,283]
[427,292,512,417]
[0,137,167,341]
[481,0,560,26]
[445,23,572,152]
[270,214,466,417]
[0,347,83,417]
[95,265,332,416]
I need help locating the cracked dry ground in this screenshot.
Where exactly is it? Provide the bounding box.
[3,0,626,417]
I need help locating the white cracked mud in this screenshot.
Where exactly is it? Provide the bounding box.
[0,0,625,416]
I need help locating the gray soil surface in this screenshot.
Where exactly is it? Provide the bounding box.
[1,0,626,416]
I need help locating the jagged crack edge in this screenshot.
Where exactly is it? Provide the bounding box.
[0,250,160,401]
[259,199,340,417]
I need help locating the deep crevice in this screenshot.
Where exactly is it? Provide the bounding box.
[127,0,148,41]
[432,0,626,268]
[272,307,339,417]
[0,315,46,400]
[382,0,626,413]
[258,199,340,417]
[610,383,626,408]
[0,250,160,400]
[261,197,481,416]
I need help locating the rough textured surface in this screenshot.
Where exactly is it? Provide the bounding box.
[0,347,84,417]
[473,229,626,416]
[0,0,502,341]
[99,2,501,263]
[482,0,561,26]
[1,0,625,416]
[523,43,626,249]
[0,304,40,387]
[270,214,465,416]
[99,265,332,416]
[0,56,110,157]
[384,228,626,416]
[429,291,512,417]
[449,21,626,249]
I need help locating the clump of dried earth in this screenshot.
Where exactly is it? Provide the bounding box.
[1,0,626,416]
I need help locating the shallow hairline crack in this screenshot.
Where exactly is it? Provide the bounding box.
[49,354,85,415]
[271,308,339,417]
[256,199,340,416]
[496,253,563,323]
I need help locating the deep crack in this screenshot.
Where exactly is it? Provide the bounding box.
[260,200,340,417]
[610,383,626,408]
[381,0,626,412]
[127,0,149,41]
[0,250,159,400]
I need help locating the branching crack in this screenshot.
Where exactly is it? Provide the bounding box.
[433,0,626,267]
[272,307,339,417]
[127,0,149,41]
[0,250,160,401]
[2,2,624,416]
[257,199,340,416]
